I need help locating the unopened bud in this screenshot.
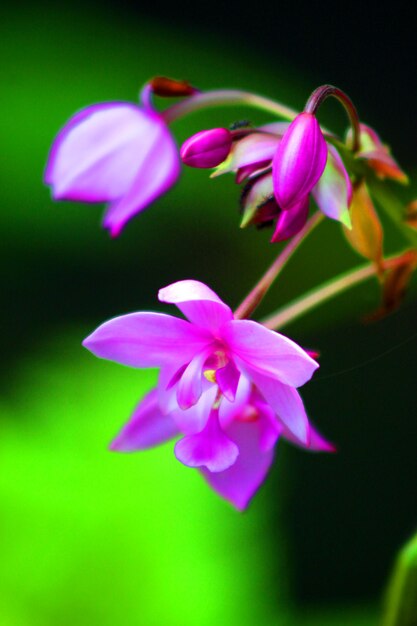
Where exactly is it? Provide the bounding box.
[180,128,232,168]
[150,76,196,97]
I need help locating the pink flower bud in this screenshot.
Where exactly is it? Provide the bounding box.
[180,128,232,168]
[272,112,327,210]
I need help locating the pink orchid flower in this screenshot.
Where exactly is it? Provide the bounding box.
[44,85,180,237]
[110,376,334,510]
[83,280,319,445]
[182,118,352,241]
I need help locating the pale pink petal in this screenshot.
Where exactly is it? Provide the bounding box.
[102,121,180,236]
[171,385,217,435]
[212,133,280,177]
[201,419,275,510]
[83,312,212,368]
[218,375,252,429]
[158,280,233,332]
[258,122,290,135]
[158,364,186,415]
[254,401,281,452]
[247,371,310,444]
[216,361,240,402]
[176,348,212,409]
[282,421,336,452]
[271,197,309,243]
[45,103,160,202]
[312,145,352,226]
[175,410,239,472]
[110,389,178,451]
[222,319,319,387]
[273,112,328,210]
[235,161,271,184]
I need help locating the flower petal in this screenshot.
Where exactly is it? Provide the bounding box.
[201,419,275,510]
[102,120,180,236]
[222,319,319,387]
[211,133,280,177]
[176,348,212,409]
[158,280,233,332]
[45,103,160,203]
[218,374,252,429]
[83,312,212,368]
[110,388,178,451]
[171,385,218,435]
[216,360,240,402]
[273,112,328,210]
[247,371,310,445]
[174,410,239,472]
[271,197,309,243]
[312,145,352,226]
[253,400,281,452]
[282,420,336,452]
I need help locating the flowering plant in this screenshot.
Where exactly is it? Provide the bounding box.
[45,76,416,513]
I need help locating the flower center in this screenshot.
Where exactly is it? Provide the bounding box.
[203,347,229,383]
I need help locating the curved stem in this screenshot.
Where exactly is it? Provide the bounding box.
[262,254,404,330]
[304,84,361,153]
[162,89,298,125]
[234,212,324,320]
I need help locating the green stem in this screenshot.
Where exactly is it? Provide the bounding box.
[162,89,298,124]
[381,531,417,626]
[234,212,324,320]
[262,254,403,330]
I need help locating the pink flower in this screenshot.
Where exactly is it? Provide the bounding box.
[83,280,319,444]
[182,117,352,241]
[44,85,180,237]
[110,376,334,510]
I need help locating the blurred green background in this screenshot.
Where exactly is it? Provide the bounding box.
[1,2,416,624]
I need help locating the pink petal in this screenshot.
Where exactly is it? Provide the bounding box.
[312,145,352,226]
[174,410,239,472]
[273,112,328,210]
[102,121,180,236]
[176,348,212,409]
[158,280,233,333]
[282,420,336,453]
[110,389,178,451]
[201,419,275,510]
[271,197,309,243]
[248,371,310,445]
[83,312,212,368]
[253,400,281,452]
[235,161,271,184]
[158,364,186,415]
[222,319,319,387]
[45,103,160,202]
[216,360,240,402]
[218,375,252,429]
[212,133,280,177]
[171,385,218,435]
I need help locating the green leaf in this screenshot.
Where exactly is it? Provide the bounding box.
[381,532,417,626]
